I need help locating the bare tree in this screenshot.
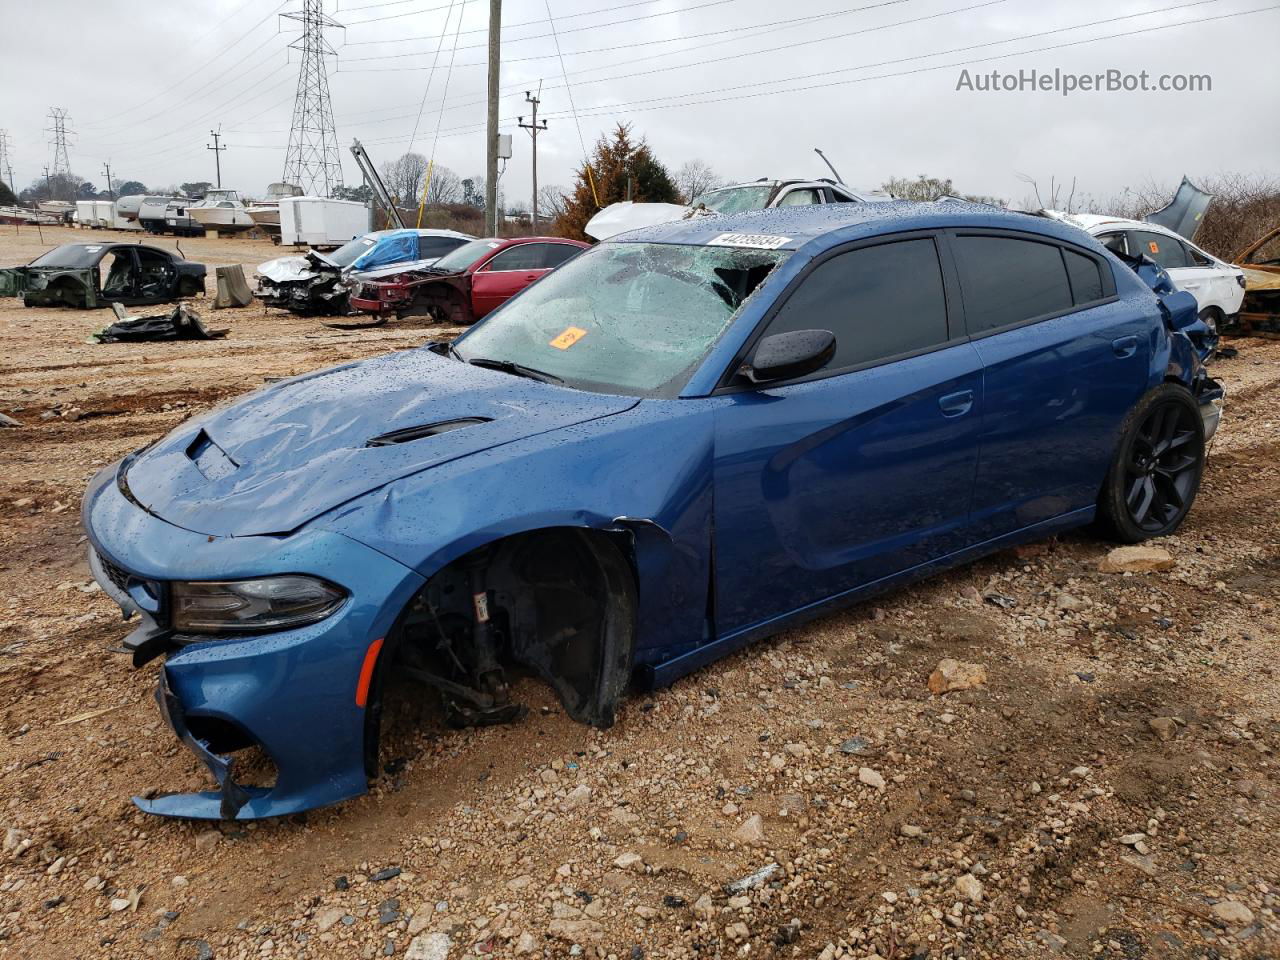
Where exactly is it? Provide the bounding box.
[380,153,429,206]
[676,160,722,204]
[537,184,568,222]
[424,165,463,206]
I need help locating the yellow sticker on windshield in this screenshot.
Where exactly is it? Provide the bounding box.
[549,326,587,350]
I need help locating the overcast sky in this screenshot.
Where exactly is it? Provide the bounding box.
[2,0,1277,210]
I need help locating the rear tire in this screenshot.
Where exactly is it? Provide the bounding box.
[1096,384,1205,543]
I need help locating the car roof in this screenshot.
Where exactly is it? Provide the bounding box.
[612,201,1085,252]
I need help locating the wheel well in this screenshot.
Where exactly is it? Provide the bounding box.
[363,526,638,776]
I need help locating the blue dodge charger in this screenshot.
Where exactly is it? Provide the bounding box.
[83,202,1223,819]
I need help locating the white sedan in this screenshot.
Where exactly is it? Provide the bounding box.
[1053,214,1245,333]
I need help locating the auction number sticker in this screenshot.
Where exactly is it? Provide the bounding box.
[707,233,791,250]
[1148,240,1160,254]
[549,326,588,349]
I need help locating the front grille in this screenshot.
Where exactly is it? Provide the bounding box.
[97,549,132,594]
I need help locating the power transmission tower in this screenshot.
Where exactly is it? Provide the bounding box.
[46,108,73,194]
[518,91,547,230]
[207,129,227,189]
[0,130,14,197]
[281,0,344,196]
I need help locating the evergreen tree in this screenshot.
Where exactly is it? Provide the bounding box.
[552,123,679,241]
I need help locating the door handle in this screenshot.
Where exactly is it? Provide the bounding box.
[1112,335,1138,359]
[938,389,974,418]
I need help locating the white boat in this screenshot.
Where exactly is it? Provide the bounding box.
[138,195,182,233]
[246,182,303,237]
[116,195,144,222]
[187,189,256,233]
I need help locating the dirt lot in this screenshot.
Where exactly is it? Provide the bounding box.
[0,225,1277,960]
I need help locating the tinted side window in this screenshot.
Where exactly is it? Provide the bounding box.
[953,235,1073,334]
[485,244,544,271]
[764,238,948,371]
[1063,249,1104,304]
[419,236,467,259]
[541,243,580,268]
[1132,231,1187,269]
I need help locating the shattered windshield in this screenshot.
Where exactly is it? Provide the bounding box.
[431,239,503,273]
[324,234,379,268]
[454,241,789,396]
[29,245,104,268]
[694,185,775,214]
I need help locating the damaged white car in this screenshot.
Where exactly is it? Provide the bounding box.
[256,228,473,316]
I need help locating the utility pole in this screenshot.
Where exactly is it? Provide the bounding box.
[101,160,115,199]
[207,129,226,189]
[518,91,547,230]
[43,166,52,198]
[484,0,501,236]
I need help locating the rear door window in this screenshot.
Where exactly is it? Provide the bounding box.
[418,236,468,260]
[1131,231,1188,269]
[763,237,949,372]
[952,235,1073,334]
[1063,249,1105,305]
[541,243,581,268]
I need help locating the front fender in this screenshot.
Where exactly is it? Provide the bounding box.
[317,399,721,665]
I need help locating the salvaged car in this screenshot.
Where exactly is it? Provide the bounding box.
[348,236,589,323]
[84,202,1221,820]
[256,228,473,315]
[1046,213,1245,338]
[0,242,206,308]
[586,177,891,240]
[1232,224,1280,337]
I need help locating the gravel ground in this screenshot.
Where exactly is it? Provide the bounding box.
[0,226,1277,960]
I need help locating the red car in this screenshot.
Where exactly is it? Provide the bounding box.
[349,236,589,324]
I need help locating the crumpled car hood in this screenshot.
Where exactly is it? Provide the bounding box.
[123,349,638,537]
[257,255,325,284]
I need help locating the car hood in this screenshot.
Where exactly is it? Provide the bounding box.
[352,258,441,282]
[122,349,639,537]
[257,255,334,283]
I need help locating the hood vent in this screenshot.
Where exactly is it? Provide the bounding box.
[366,417,491,447]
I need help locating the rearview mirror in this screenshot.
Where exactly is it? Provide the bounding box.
[743,329,837,384]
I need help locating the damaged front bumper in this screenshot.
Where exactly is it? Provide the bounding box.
[83,460,425,820]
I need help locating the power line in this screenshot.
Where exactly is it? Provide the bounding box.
[347,0,1276,150]
[405,0,459,158]
[342,0,680,43]
[80,0,292,128]
[534,1,1279,121]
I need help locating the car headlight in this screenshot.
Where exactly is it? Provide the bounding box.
[171,576,347,635]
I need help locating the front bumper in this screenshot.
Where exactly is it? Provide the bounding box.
[83,459,426,819]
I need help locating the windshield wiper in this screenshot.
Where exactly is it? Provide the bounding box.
[467,356,563,384]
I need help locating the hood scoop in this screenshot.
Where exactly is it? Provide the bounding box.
[366,418,491,447]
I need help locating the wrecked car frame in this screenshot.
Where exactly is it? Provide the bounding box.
[0,242,206,309]
[1231,224,1280,338]
[84,202,1221,820]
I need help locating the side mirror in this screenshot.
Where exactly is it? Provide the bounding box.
[743,329,837,384]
